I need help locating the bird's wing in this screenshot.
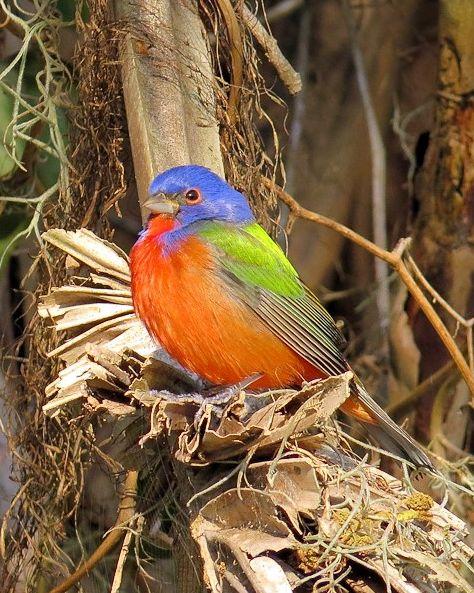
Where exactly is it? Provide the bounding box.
[196,221,349,377]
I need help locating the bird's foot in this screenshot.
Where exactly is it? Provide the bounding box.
[201,373,261,404]
[150,374,262,426]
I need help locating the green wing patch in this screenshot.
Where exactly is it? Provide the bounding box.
[197,220,348,376]
[197,221,303,297]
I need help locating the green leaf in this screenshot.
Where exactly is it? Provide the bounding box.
[0,210,30,273]
[36,107,69,189]
[0,86,26,180]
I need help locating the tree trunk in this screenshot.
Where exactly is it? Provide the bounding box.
[411,0,474,449]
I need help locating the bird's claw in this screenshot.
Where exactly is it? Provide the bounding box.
[149,390,206,406]
[150,373,262,427]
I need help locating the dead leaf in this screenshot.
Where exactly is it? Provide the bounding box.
[247,459,322,531]
[248,557,292,593]
[199,489,294,546]
[394,549,473,593]
[43,228,130,282]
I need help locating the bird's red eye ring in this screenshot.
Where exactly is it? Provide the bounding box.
[185,189,202,204]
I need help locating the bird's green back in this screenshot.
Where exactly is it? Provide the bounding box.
[197,221,304,298]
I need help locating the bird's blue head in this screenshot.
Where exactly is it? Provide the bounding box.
[144,165,255,231]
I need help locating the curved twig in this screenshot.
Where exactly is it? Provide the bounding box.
[406,254,474,329]
[242,5,302,94]
[47,470,138,593]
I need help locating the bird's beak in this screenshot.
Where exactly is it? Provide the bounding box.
[144,194,180,216]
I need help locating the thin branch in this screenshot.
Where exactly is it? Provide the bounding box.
[467,326,473,374]
[386,357,456,419]
[242,5,302,94]
[342,0,389,336]
[395,264,474,397]
[264,177,390,260]
[110,525,134,593]
[263,177,474,400]
[406,254,474,329]
[47,470,138,593]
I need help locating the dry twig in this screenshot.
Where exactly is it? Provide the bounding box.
[47,470,138,593]
[242,5,302,94]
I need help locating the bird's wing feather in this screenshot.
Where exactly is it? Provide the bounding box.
[135,210,431,467]
[196,221,348,377]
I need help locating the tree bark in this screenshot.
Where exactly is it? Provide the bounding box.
[113,1,224,590]
[114,0,223,218]
[411,0,474,447]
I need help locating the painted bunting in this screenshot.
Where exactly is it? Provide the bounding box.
[130,165,432,468]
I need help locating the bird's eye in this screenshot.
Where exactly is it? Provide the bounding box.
[185,189,202,204]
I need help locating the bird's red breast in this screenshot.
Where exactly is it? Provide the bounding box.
[130,215,323,389]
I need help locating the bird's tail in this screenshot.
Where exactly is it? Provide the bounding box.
[340,383,434,470]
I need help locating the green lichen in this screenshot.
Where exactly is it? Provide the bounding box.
[333,509,378,547]
[403,492,433,512]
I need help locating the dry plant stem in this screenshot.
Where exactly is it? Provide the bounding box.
[396,266,474,398]
[468,326,473,375]
[47,470,138,593]
[408,253,474,375]
[214,0,243,125]
[265,178,474,399]
[386,356,456,418]
[406,254,474,333]
[342,0,389,337]
[0,6,25,39]
[115,0,224,213]
[242,5,302,94]
[110,527,134,593]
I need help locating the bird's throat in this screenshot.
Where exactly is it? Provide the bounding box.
[143,214,178,241]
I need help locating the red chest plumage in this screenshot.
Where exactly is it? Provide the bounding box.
[130,216,321,388]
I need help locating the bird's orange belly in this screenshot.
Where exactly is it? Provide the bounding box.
[131,234,323,388]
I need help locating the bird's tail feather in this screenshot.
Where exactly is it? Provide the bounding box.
[345,383,434,470]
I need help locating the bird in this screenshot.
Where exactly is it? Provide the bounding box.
[130,164,432,469]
